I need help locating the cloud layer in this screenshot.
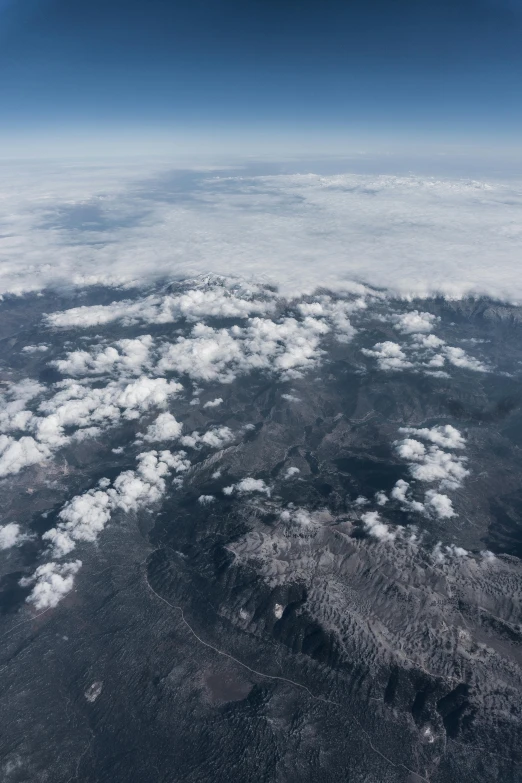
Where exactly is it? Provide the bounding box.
[1,160,522,301]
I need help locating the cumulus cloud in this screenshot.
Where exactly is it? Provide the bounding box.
[157,315,329,383]
[432,542,468,564]
[0,523,28,550]
[363,331,488,376]
[0,380,45,432]
[21,344,49,354]
[203,397,223,408]
[390,479,426,514]
[297,297,359,342]
[361,511,396,542]
[32,376,182,449]
[198,495,215,505]
[223,477,271,496]
[424,490,456,519]
[52,336,153,377]
[443,346,489,372]
[392,311,438,334]
[406,447,469,488]
[284,466,300,478]
[20,560,82,610]
[0,435,50,477]
[279,507,328,527]
[394,432,469,490]
[361,341,413,371]
[180,426,234,450]
[395,438,427,462]
[143,412,183,442]
[412,334,445,350]
[43,450,189,557]
[398,424,466,449]
[47,282,274,329]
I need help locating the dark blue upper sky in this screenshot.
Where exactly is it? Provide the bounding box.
[1,0,521,154]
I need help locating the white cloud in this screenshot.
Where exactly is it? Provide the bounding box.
[390,479,425,514]
[395,438,427,462]
[432,542,468,564]
[34,376,182,448]
[198,495,215,505]
[392,311,438,334]
[0,435,50,477]
[443,346,489,373]
[297,297,358,342]
[203,397,223,408]
[157,315,329,383]
[424,490,456,519]
[394,423,469,492]
[2,163,522,303]
[407,447,469,488]
[284,466,300,478]
[398,424,466,449]
[363,331,489,376]
[412,333,445,349]
[395,436,469,490]
[0,523,28,550]
[43,450,189,557]
[390,479,410,504]
[20,560,82,610]
[361,341,413,371]
[21,344,49,354]
[0,380,45,433]
[44,489,112,557]
[52,336,153,377]
[223,477,271,496]
[47,283,274,329]
[279,507,329,528]
[361,511,396,542]
[180,426,234,450]
[143,412,183,442]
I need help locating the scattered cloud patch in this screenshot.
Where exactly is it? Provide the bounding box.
[47,282,275,329]
[394,425,469,490]
[180,426,234,450]
[0,523,28,550]
[392,311,439,334]
[20,560,82,610]
[424,490,456,519]
[361,341,413,371]
[0,380,45,433]
[21,344,49,354]
[398,424,466,450]
[43,450,189,557]
[52,336,153,377]
[223,477,271,496]
[0,435,50,478]
[143,412,183,443]
[363,332,488,376]
[203,397,223,409]
[361,511,396,542]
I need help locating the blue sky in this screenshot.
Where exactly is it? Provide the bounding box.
[0,0,521,155]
